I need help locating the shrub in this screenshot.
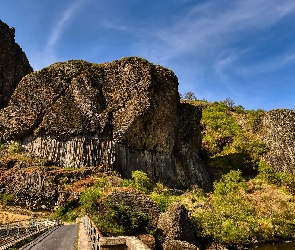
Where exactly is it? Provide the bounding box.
[131,170,153,194]
[149,193,180,213]
[52,199,79,221]
[201,102,241,155]
[191,169,295,246]
[247,109,265,132]
[0,143,6,152]
[258,161,295,194]
[213,170,248,196]
[8,142,24,154]
[95,201,149,236]
[79,187,102,214]
[0,193,14,206]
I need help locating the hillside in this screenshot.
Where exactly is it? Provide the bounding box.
[1,19,295,249]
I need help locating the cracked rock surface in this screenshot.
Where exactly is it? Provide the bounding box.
[0,20,33,108]
[0,57,210,189]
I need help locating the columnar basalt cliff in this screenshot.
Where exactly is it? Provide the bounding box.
[0,58,210,189]
[0,153,98,209]
[0,20,33,108]
[260,109,295,174]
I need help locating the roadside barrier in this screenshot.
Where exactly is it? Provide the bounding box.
[0,218,61,250]
[83,215,103,250]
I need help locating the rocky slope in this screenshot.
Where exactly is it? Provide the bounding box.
[0,57,210,189]
[0,20,33,108]
[0,152,98,209]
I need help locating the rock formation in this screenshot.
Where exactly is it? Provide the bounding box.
[260,109,295,174]
[0,57,210,189]
[156,202,196,246]
[163,240,199,250]
[0,153,97,209]
[0,20,33,108]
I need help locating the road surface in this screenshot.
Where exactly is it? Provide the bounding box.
[23,224,78,250]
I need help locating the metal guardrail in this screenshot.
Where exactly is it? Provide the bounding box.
[83,215,103,250]
[0,218,61,250]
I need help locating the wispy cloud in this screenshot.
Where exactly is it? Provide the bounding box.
[137,0,295,101]
[42,0,86,67]
[152,0,295,59]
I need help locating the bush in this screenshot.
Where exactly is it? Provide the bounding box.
[8,142,24,154]
[213,170,248,196]
[258,161,295,194]
[0,143,6,152]
[79,187,102,214]
[52,200,79,221]
[247,109,265,132]
[0,193,14,206]
[191,169,295,246]
[201,102,241,155]
[130,170,153,194]
[149,193,180,213]
[95,201,149,236]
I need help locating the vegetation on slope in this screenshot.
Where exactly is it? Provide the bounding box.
[52,166,295,246]
[183,97,267,179]
[2,96,295,247]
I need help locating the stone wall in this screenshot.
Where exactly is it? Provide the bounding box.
[0,20,33,108]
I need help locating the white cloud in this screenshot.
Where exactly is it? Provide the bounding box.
[42,0,86,67]
[150,0,295,60]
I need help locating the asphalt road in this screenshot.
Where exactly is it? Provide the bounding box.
[23,224,78,250]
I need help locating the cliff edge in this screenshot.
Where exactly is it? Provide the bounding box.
[0,20,33,108]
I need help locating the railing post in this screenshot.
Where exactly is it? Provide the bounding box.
[94,231,99,250]
[17,221,20,238]
[6,224,9,236]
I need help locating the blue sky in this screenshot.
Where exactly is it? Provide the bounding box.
[1,0,295,110]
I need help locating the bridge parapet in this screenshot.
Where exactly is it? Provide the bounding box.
[83,215,151,250]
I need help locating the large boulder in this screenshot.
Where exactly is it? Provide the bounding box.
[260,109,295,174]
[0,20,33,108]
[0,57,210,188]
[163,240,199,250]
[156,202,196,246]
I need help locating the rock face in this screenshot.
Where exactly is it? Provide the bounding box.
[0,154,96,209]
[260,109,295,174]
[0,20,33,108]
[156,202,196,246]
[163,240,199,250]
[0,57,210,189]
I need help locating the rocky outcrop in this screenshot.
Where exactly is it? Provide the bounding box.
[0,20,33,108]
[0,154,97,209]
[98,188,161,231]
[163,240,199,250]
[156,202,196,246]
[260,109,295,174]
[0,57,210,189]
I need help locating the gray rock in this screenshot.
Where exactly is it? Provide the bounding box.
[156,202,196,246]
[0,57,210,189]
[0,20,33,108]
[260,109,295,175]
[163,240,199,250]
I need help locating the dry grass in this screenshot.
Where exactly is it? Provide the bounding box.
[0,209,31,224]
